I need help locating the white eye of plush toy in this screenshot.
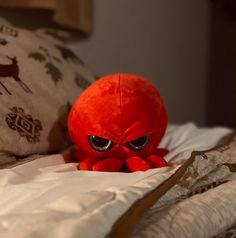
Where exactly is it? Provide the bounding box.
[127,136,150,150]
[88,136,113,152]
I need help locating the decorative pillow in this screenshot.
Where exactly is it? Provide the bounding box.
[0,24,95,167]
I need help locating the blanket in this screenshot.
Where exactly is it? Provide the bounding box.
[0,123,235,238]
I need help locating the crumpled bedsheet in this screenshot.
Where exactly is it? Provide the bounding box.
[131,136,236,238]
[0,123,233,238]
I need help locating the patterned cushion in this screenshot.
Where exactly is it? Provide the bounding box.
[0,24,95,167]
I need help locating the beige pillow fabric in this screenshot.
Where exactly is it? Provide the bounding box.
[0,24,95,166]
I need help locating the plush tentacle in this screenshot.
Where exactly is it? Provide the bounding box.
[147,154,168,168]
[125,156,153,172]
[92,158,123,172]
[79,157,99,170]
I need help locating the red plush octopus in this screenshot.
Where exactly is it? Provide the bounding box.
[68,73,169,172]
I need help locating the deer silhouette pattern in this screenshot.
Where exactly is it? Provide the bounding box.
[0,38,8,46]
[0,56,32,95]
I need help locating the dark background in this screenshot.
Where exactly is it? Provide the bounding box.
[0,0,235,128]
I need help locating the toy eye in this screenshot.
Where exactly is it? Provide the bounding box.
[127,136,150,150]
[88,136,113,152]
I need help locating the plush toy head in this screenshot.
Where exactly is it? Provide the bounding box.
[68,73,168,172]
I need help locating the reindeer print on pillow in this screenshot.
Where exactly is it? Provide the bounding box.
[0,24,95,167]
[0,56,32,95]
[0,38,8,46]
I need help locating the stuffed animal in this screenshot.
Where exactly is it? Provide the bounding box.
[68,73,169,172]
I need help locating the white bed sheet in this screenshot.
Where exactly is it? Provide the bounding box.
[0,123,231,238]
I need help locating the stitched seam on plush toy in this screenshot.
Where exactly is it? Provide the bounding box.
[118,74,123,143]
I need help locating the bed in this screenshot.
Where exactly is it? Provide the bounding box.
[0,123,235,238]
[0,25,235,238]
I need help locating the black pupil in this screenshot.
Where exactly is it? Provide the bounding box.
[130,136,147,147]
[91,136,109,147]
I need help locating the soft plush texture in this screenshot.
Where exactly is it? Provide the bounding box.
[0,24,95,167]
[68,73,168,172]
